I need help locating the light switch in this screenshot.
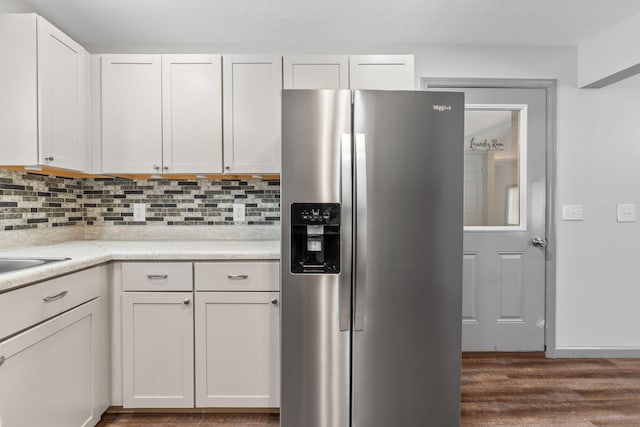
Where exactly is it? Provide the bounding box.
[133,203,146,222]
[233,203,245,222]
[562,204,583,221]
[617,203,636,222]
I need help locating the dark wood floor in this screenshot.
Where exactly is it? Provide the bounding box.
[96,413,279,426]
[462,355,640,425]
[97,355,640,426]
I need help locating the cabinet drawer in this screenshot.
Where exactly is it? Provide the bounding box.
[194,261,279,291]
[0,267,101,341]
[121,262,193,291]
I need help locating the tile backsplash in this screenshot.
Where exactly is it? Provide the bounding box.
[0,169,280,231]
[0,171,84,231]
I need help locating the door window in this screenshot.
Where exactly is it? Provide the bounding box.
[464,104,527,230]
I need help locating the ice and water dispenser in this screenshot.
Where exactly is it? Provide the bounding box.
[290,203,340,274]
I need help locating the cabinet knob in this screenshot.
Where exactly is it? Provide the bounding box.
[44,156,54,162]
[225,165,230,170]
[153,164,160,170]
[271,298,278,305]
[162,165,169,170]
[0,355,5,367]
[183,298,191,305]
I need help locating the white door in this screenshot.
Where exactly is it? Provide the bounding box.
[458,87,547,351]
[464,152,487,226]
[162,55,223,173]
[195,291,280,408]
[37,17,88,171]
[222,55,281,174]
[122,292,194,408]
[428,83,549,352]
[102,55,162,174]
[349,55,414,90]
[283,55,349,89]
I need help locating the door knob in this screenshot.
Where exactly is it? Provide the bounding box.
[532,237,548,248]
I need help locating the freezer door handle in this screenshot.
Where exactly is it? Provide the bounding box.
[354,133,367,331]
[340,133,352,331]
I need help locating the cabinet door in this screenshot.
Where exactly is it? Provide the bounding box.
[283,55,349,89]
[37,16,88,171]
[122,292,194,408]
[0,300,96,427]
[195,291,280,407]
[0,14,38,165]
[349,55,415,90]
[162,55,223,174]
[102,55,162,174]
[223,55,281,174]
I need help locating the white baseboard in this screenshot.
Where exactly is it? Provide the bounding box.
[552,347,640,358]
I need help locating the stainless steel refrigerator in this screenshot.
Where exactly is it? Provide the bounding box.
[281,89,464,427]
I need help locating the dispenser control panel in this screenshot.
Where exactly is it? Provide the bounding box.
[295,205,338,224]
[290,203,340,274]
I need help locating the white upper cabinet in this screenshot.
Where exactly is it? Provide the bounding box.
[162,55,223,174]
[101,55,163,174]
[37,17,89,171]
[223,55,282,174]
[349,54,415,90]
[284,54,414,90]
[283,55,349,89]
[0,14,89,171]
[101,54,223,174]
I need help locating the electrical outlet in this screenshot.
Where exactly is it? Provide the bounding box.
[562,205,584,221]
[617,203,636,222]
[133,203,146,222]
[561,204,583,221]
[233,203,245,222]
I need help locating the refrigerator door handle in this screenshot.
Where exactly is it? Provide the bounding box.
[354,133,367,331]
[340,133,352,331]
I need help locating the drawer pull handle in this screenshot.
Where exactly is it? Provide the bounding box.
[43,290,68,302]
[227,274,248,280]
[147,274,168,279]
[0,355,5,367]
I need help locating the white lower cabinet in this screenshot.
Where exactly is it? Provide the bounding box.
[119,260,280,409]
[122,292,194,408]
[0,299,96,427]
[0,266,109,427]
[195,291,280,408]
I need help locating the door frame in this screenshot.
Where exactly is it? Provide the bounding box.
[421,78,557,357]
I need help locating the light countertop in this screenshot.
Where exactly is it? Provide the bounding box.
[0,240,280,293]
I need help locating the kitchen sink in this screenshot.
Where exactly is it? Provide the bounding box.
[0,257,70,274]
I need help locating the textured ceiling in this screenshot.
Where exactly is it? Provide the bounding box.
[23,0,640,50]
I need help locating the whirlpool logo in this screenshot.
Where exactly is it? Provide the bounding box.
[432,105,452,112]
